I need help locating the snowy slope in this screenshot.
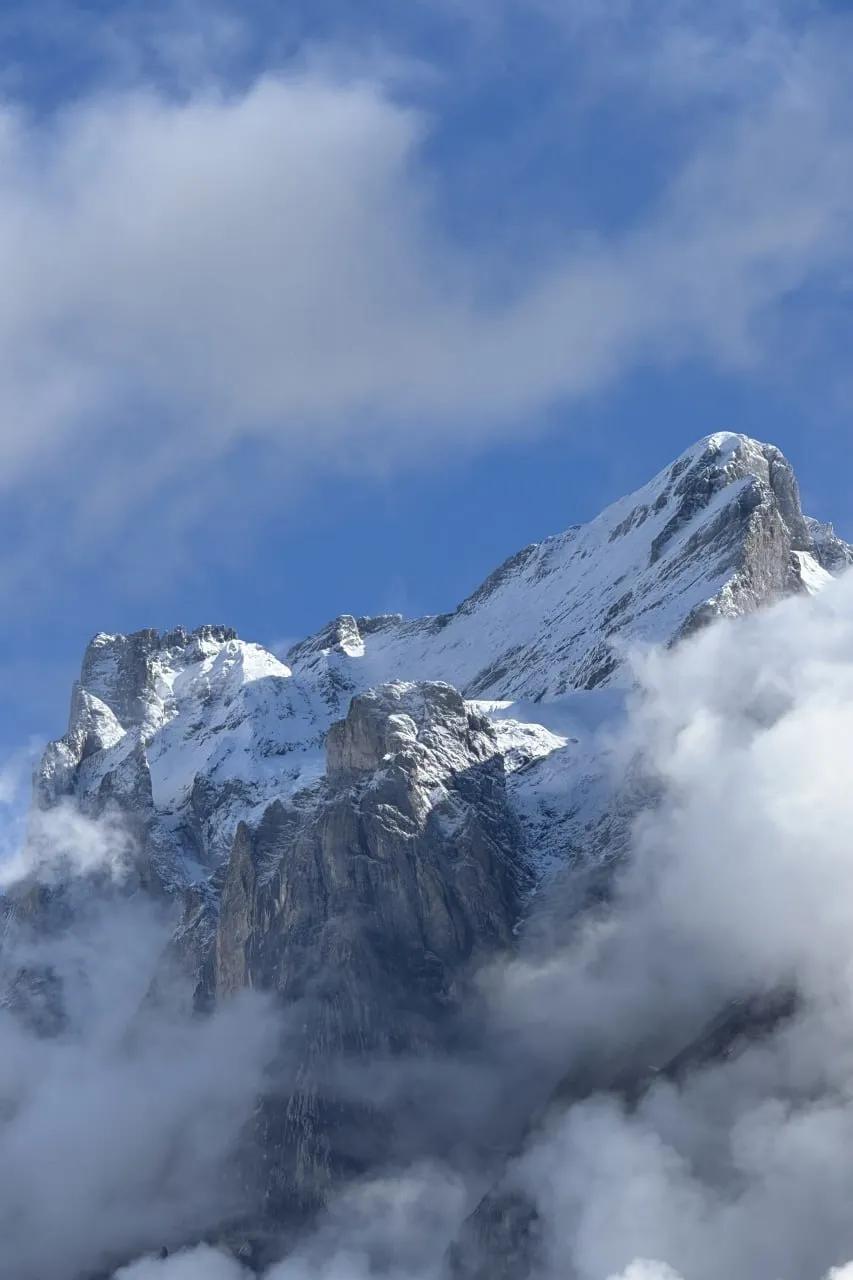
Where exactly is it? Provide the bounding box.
[33,433,852,890]
[36,626,330,887]
[287,433,851,702]
[471,690,630,888]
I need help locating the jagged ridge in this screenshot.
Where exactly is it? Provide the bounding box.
[32,432,851,895]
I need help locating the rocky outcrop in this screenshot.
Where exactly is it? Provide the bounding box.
[195,682,526,1235]
[805,515,853,573]
[32,625,321,891]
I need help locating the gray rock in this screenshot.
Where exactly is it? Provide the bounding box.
[199,681,528,1231]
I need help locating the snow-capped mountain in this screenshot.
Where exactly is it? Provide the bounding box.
[16,431,852,1270]
[286,431,847,698]
[33,431,851,895]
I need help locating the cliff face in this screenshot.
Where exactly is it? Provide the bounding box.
[213,683,523,1001]
[200,682,526,1232]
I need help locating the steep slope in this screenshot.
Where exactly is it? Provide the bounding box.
[286,432,849,700]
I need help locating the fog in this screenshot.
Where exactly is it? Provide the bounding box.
[0,811,276,1279]
[489,572,853,1280]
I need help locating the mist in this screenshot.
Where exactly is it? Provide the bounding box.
[487,570,853,1280]
[0,808,276,1280]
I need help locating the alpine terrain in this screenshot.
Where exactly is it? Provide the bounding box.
[4,432,851,1276]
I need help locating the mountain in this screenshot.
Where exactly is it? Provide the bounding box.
[33,432,850,896]
[12,432,853,1271]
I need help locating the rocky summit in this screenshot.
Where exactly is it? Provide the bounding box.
[6,432,852,1274]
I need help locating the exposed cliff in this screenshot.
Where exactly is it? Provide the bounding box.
[198,681,526,1238]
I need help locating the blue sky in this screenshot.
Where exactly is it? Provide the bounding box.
[1,0,853,756]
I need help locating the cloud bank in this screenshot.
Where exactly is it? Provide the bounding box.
[479,571,853,1280]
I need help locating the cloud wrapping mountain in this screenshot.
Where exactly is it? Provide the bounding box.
[476,573,853,1279]
[114,570,853,1279]
[5,436,853,1278]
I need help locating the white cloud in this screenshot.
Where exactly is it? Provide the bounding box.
[0,800,136,887]
[0,803,276,1280]
[479,571,853,1280]
[0,5,850,554]
[115,1243,250,1279]
[607,1266,684,1280]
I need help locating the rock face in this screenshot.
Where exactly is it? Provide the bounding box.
[15,432,853,1264]
[200,682,526,1233]
[210,682,524,1008]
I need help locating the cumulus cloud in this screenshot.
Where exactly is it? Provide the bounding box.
[0,799,137,887]
[607,1266,684,1280]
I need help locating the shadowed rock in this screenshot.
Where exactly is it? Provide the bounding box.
[197,681,529,1237]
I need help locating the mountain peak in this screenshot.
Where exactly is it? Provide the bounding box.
[677,432,808,538]
[297,430,844,700]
